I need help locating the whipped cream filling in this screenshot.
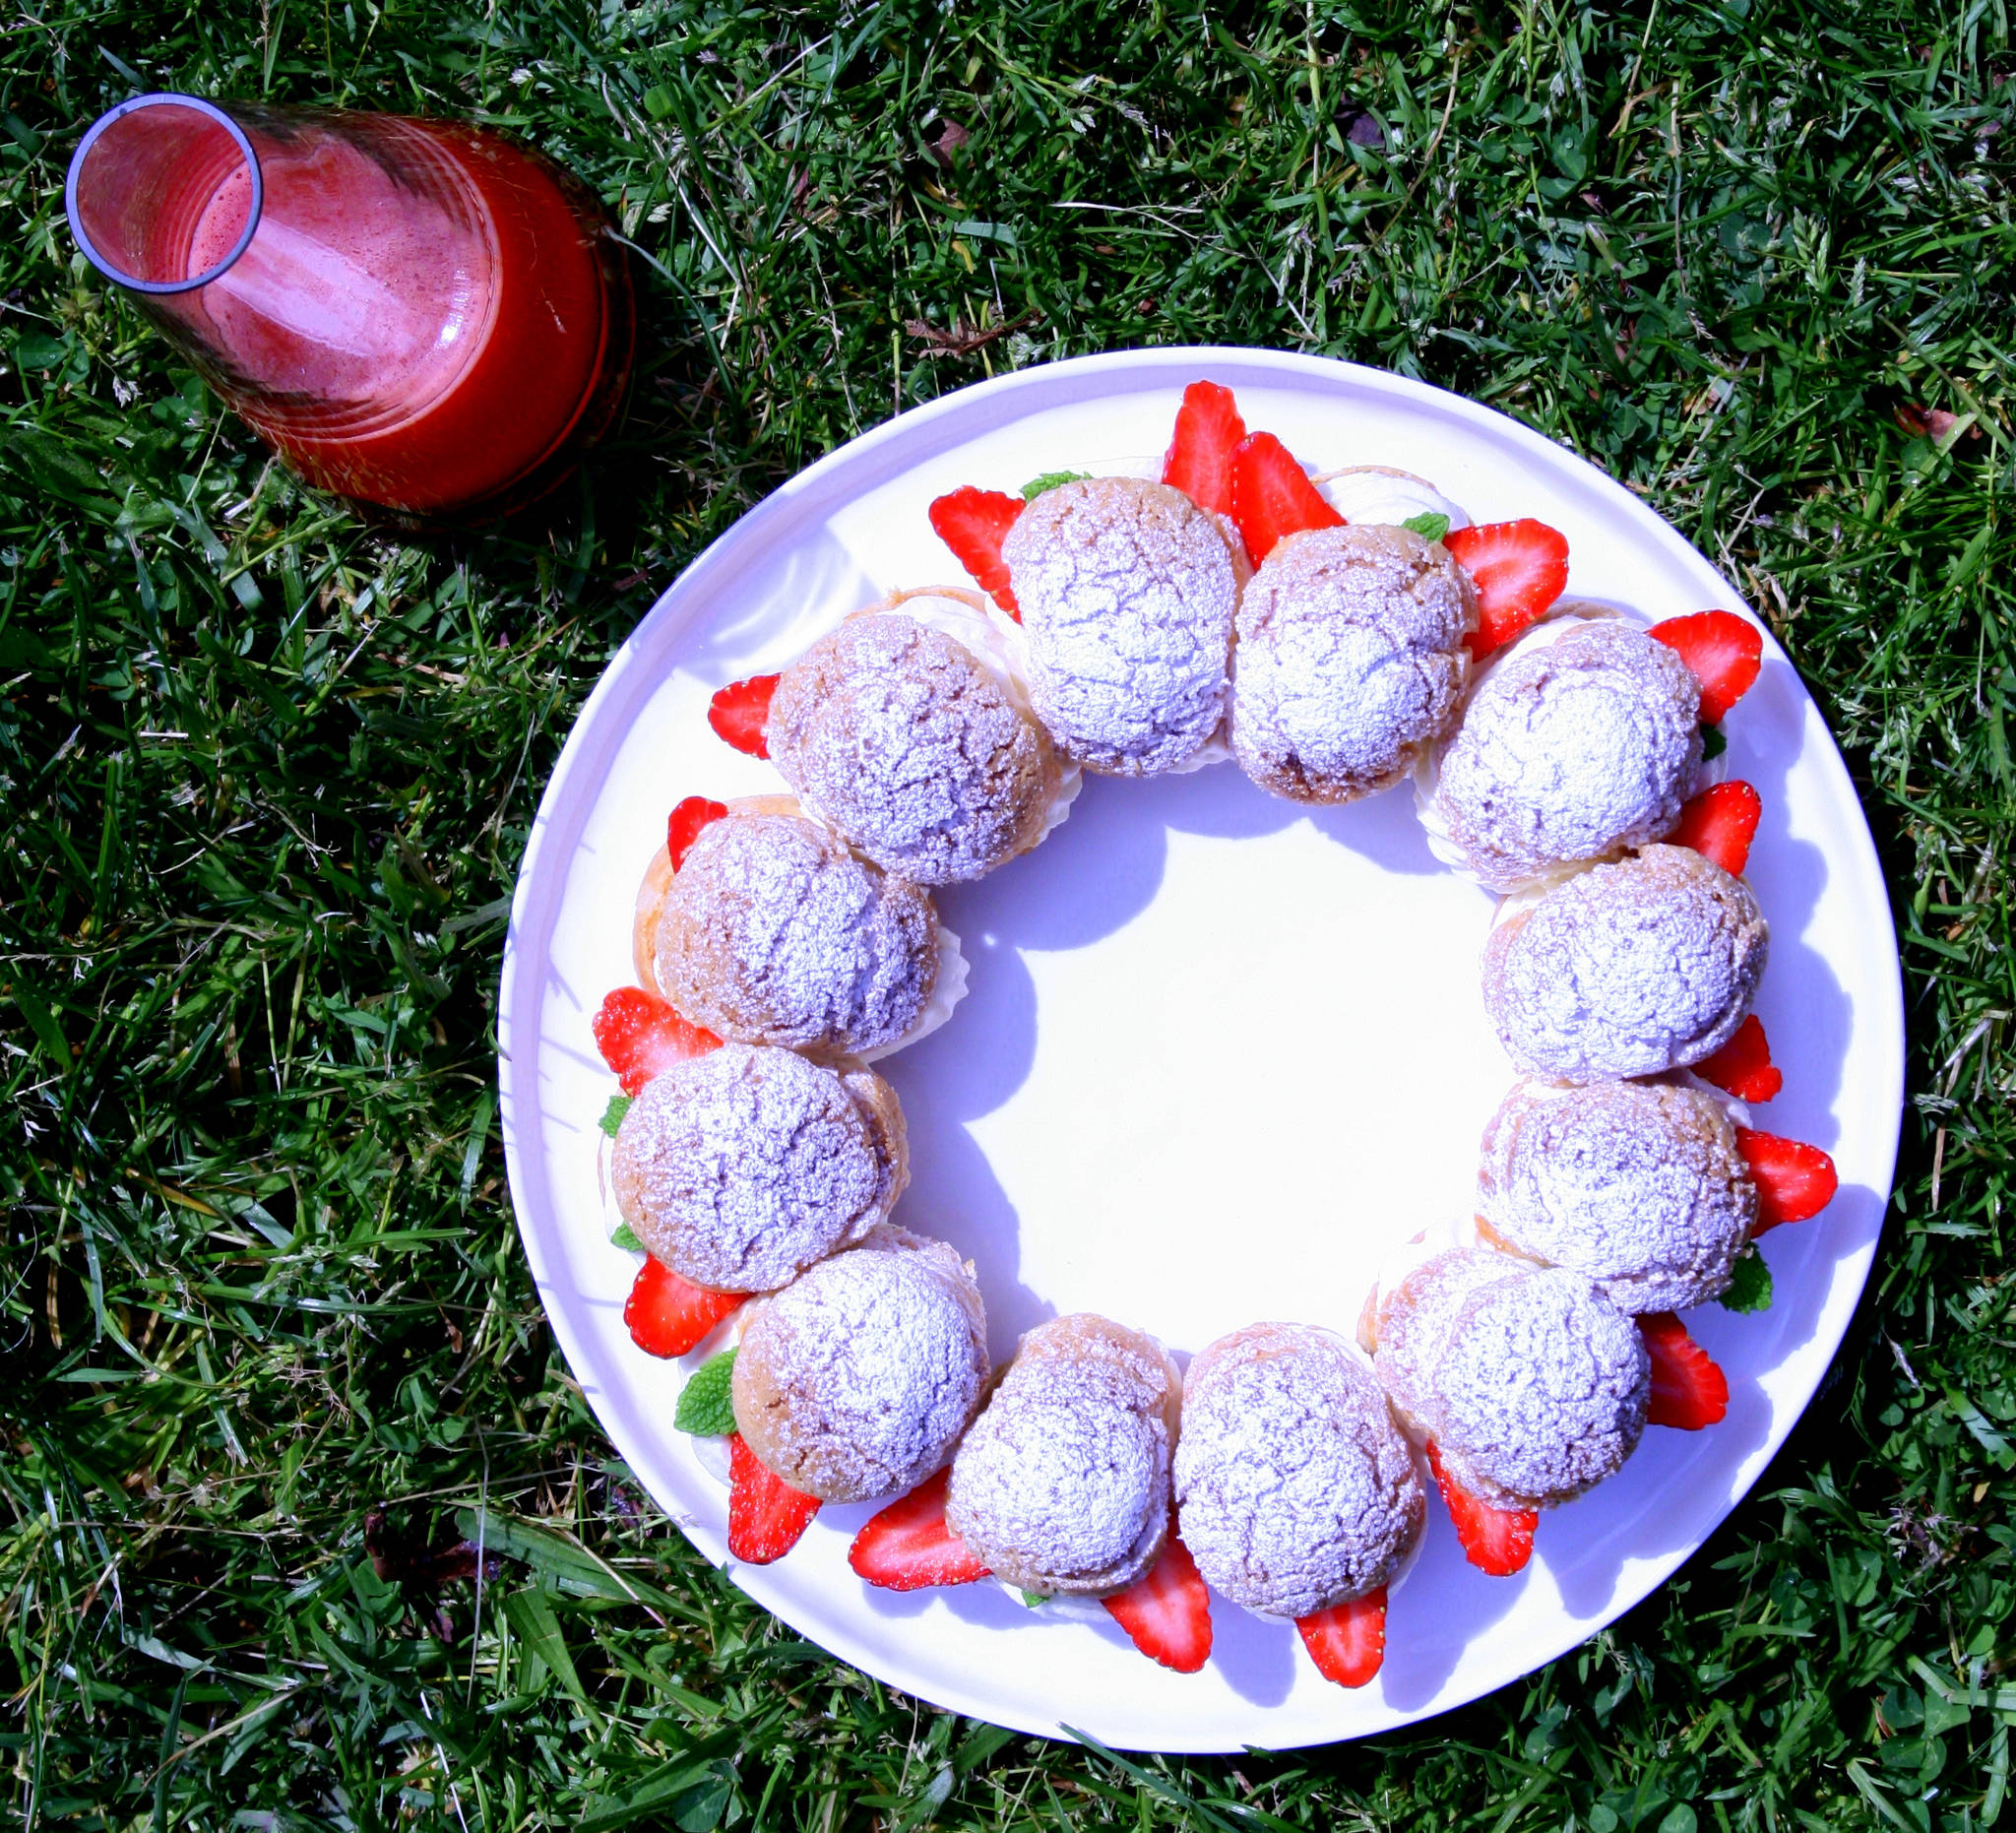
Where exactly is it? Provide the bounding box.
[1486,869,1596,936]
[1415,604,1726,885]
[1670,1067,1754,1133]
[989,1577,1116,1620]
[1314,466,1471,535]
[1358,1213,1485,1360]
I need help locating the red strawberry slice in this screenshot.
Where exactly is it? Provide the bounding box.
[848,1468,990,1591]
[928,487,1024,617]
[623,1256,746,1359]
[728,1431,821,1564]
[708,675,779,758]
[1443,519,1571,660]
[1640,1311,1731,1429]
[1648,611,1763,723]
[1100,1533,1213,1674]
[667,795,729,871]
[1736,1128,1839,1233]
[1694,1014,1783,1104]
[1669,780,1761,876]
[1228,431,1344,565]
[1161,380,1248,517]
[1295,1587,1388,1689]
[1426,1440,1537,1576]
[592,986,723,1096]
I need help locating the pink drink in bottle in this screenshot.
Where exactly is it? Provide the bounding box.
[68,95,633,518]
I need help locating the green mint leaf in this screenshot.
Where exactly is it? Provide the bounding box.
[1017,1589,1050,1609]
[1719,1249,1773,1313]
[1401,511,1451,543]
[598,1094,633,1138]
[673,1348,739,1436]
[1021,470,1090,500]
[1700,724,1728,760]
[610,1222,644,1253]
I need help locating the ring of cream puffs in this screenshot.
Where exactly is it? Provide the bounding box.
[575,377,1838,1698]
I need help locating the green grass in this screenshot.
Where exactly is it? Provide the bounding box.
[3,0,2012,1826]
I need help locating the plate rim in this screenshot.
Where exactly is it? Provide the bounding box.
[498,345,1907,1751]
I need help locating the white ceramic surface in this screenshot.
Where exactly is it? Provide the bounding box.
[498,348,1904,1753]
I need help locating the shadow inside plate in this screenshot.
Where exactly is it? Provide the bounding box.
[682,523,879,680]
[1735,652,1852,1141]
[1377,1529,1533,1712]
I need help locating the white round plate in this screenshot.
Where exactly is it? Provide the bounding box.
[498,348,1904,1753]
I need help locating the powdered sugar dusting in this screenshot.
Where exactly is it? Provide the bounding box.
[947,1313,1179,1596]
[1373,1249,1649,1509]
[1481,845,1769,1082]
[729,1225,988,1503]
[1174,1322,1424,1618]
[1430,620,1703,891]
[853,923,967,1064]
[1478,1079,1759,1312]
[1001,476,1238,776]
[1229,523,1477,804]
[769,613,1066,885]
[655,809,940,1058]
[610,1043,902,1292]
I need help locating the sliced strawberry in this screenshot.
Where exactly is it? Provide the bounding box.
[928,486,1024,617]
[708,675,779,758]
[1426,1440,1536,1576]
[1100,1533,1213,1674]
[728,1431,821,1564]
[1295,1587,1387,1689]
[1736,1128,1839,1233]
[667,795,729,871]
[1161,380,1248,517]
[848,1468,989,1591]
[1443,519,1571,659]
[1640,1311,1731,1429]
[1228,431,1344,565]
[624,1256,746,1359]
[592,985,723,1096]
[1694,1014,1783,1104]
[1669,780,1761,876]
[1648,611,1763,723]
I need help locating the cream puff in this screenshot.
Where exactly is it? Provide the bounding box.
[729,1226,989,1503]
[648,804,943,1060]
[1000,476,1240,776]
[1173,1322,1423,1619]
[1481,845,1768,1083]
[946,1313,1181,1597]
[1425,617,1704,890]
[611,1043,907,1293]
[767,599,1074,884]
[1229,523,1477,804]
[1477,1078,1759,1313]
[1366,1248,1649,1510]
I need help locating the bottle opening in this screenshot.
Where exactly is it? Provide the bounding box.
[66,93,264,295]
